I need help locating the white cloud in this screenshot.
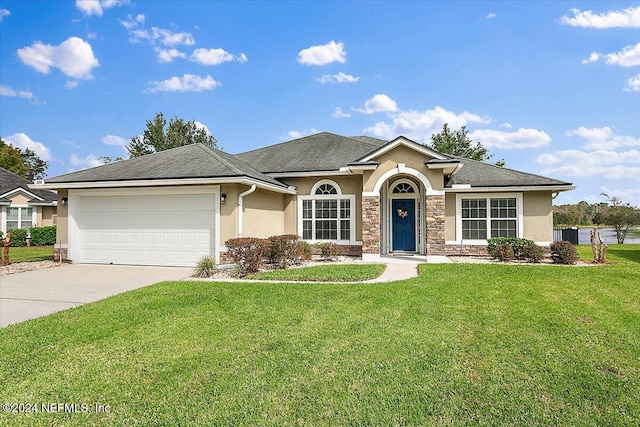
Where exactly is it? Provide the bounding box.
[582,52,600,64]
[280,129,318,140]
[333,107,351,118]
[599,187,640,206]
[129,27,195,46]
[356,94,398,114]
[147,74,220,93]
[190,48,247,65]
[560,6,640,28]
[538,149,640,180]
[75,0,129,17]
[567,126,640,150]
[627,73,640,92]
[315,72,359,84]
[297,40,346,66]
[364,105,490,141]
[0,7,10,22]
[0,84,43,104]
[469,128,551,149]
[17,37,99,79]
[4,133,51,160]
[486,13,496,20]
[156,48,186,63]
[120,13,145,29]
[65,80,79,89]
[501,122,512,129]
[536,153,560,165]
[70,153,102,169]
[193,121,210,134]
[590,42,640,67]
[101,134,127,146]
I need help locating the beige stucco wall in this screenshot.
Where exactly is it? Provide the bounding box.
[444,192,456,241]
[219,184,239,245]
[280,175,364,241]
[40,206,57,226]
[363,145,444,192]
[242,188,285,238]
[523,191,553,242]
[56,189,68,244]
[9,193,31,205]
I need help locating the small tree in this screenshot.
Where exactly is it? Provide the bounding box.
[0,138,48,180]
[428,123,505,166]
[127,112,217,157]
[601,193,640,244]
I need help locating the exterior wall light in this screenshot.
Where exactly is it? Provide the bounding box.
[61,197,68,207]
[220,193,226,204]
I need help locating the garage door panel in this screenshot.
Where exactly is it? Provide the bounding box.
[74,192,215,267]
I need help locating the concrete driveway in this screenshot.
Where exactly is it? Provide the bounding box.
[0,264,192,328]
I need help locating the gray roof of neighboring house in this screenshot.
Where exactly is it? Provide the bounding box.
[0,167,57,203]
[445,156,572,188]
[236,132,386,173]
[46,144,289,188]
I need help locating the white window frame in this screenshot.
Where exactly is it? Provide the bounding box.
[298,180,356,244]
[455,193,523,243]
[3,205,36,234]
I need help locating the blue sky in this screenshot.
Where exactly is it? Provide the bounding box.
[1,1,639,206]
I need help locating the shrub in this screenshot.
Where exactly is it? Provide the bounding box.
[8,229,28,247]
[550,241,578,265]
[523,244,545,263]
[293,241,312,265]
[193,256,218,278]
[29,226,57,246]
[316,242,339,261]
[225,237,269,276]
[267,234,300,269]
[487,237,535,260]
[493,243,514,262]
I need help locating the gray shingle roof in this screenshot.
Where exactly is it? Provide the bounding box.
[0,167,57,203]
[46,144,288,188]
[445,156,572,188]
[236,132,386,173]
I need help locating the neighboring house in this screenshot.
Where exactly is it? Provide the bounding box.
[0,167,57,236]
[33,133,574,267]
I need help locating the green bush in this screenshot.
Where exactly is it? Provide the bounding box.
[316,242,339,261]
[487,237,535,260]
[193,256,218,278]
[493,243,514,262]
[8,229,28,247]
[225,237,269,276]
[550,241,579,265]
[29,226,57,246]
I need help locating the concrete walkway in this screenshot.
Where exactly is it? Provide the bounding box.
[0,264,191,328]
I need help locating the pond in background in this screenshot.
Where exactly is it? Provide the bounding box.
[577,227,640,245]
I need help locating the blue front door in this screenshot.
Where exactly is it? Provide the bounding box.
[392,199,416,251]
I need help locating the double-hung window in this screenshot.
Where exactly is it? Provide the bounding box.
[459,194,521,240]
[299,181,354,243]
[6,207,34,230]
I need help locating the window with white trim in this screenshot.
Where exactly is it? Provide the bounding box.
[299,181,354,243]
[6,207,34,230]
[460,196,519,240]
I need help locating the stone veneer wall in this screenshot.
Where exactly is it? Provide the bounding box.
[426,194,445,255]
[361,196,381,255]
[445,244,489,256]
[53,247,68,262]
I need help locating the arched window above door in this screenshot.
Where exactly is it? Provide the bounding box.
[391,179,418,194]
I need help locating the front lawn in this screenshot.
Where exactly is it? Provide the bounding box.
[4,245,54,263]
[246,263,386,281]
[0,245,638,425]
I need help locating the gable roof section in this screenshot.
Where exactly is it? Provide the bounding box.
[236,132,386,173]
[0,167,57,204]
[44,144,291,191]
[445,156,573,189]
[356,135,450,163]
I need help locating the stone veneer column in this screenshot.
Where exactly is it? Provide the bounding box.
[361,195,381,255]
[426,194,445,255]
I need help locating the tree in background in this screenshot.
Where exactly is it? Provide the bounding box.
[126,112,217,157]
[601,193,640,244]
[428,123,505,166]
[0,137,48,180]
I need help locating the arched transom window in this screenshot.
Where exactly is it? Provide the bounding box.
[299,180,354,243]
[392,182,416,194]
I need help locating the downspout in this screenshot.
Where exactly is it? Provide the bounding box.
[237,184,257,237]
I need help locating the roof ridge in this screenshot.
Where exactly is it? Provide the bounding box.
[451,155,571,184]
[196,144,246,176]
[236,131,341,156]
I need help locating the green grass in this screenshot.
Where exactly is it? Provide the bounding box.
[246,263,386,282]
[1,245,639,426]
[4,245,54,262]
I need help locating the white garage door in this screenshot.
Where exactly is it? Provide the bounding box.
[71,190,216,267]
